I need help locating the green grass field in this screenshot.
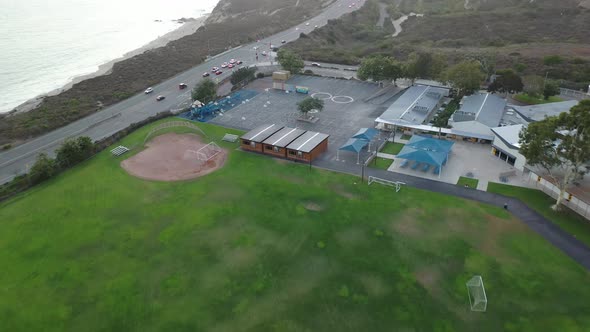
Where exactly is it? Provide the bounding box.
[380,142,405,155]
[369,157,394,170]
[1,119,590,331]
[457,176,479,189]
[513,94,564,105]
[488,182,590,248]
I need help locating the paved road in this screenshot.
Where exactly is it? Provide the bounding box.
[0,0,366,184]
[313,159,590,271]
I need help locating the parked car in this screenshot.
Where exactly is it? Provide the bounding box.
[261,51,267,56]
[156,95,165,101]
[221,62,228,68]
[311,62,321,67]
[229,59,236,64]
[211,66,219,72]
[228,64,234,69]
[281,40,286,44]
[202,72,210,77]
[236,60,243,65]
[215,70,223,75]
[144,87,154,94]
[179,83,188,89]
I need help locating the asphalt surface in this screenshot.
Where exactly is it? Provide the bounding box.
[0,0,366,184]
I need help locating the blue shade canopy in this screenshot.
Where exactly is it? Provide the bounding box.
[339,138,369,153]
[352,128,379,141]
[396,147,447,167]
[406,135,454,152]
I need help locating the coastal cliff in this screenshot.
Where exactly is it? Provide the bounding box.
[0,0,335,145]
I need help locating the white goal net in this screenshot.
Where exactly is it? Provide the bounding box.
[466,275,487,312]
[196,142,222,161]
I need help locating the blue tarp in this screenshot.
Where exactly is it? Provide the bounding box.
[339,138,369,153]
[352,128,379,141]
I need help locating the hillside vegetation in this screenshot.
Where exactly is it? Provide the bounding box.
[288,0,590,88]
[0,0,335,145]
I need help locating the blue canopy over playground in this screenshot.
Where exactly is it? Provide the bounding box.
[397,135,454,176]
[337,128,380,163]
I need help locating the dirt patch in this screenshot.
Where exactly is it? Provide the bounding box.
[304,202,323,211]
[121,133,227,182]
[391,208,424,237]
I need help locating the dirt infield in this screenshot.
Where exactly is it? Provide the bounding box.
[121,133,227,181]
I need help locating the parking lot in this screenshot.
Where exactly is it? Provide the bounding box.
[210,75,397,163]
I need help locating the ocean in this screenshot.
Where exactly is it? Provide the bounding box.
[0,0,219,113]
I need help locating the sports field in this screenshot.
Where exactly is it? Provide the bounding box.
[1,119,589,331]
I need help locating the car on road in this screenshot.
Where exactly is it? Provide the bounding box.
[211,66,219,72]
[311,62,321,67]
[314,25,318,28]
[228,64,234,69]
[306,22,310,26]
[215,70,223,75]
[179,83,188,89]
[144,87,154,94]
[202,72,210,77]
[229,59,236,64]
[281,40,286,44]
[236,60,243,65]
[262,51,267,56]
[156,95,165,101]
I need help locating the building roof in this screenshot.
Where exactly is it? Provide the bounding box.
[286,131,329,153]
[241,124,283,142]
[263,127,306,148]
[510,100,579,123]
[452,93,506,127]
[376,85,448,125]
[491,124,525,150]
[450,121,495,140]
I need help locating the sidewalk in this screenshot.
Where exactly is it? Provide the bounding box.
[313,158,590,271]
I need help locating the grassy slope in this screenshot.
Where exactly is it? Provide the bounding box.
[1,120,590,331]
[488,182,590,248]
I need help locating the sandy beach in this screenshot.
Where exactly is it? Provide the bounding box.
[12,15,209,114]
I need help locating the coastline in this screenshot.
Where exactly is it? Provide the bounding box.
[10,15,209,115]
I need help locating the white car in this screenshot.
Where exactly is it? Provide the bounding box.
[229,59,236,64]
[306,22,310,26]
[144,87,153,94]
[221,62,228,68]
[261,51,267,56]
[314,25,318,28]
[311,62,321,67]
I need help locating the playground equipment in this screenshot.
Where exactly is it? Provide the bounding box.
[187,90,258,122]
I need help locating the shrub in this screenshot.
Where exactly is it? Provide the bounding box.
[1,144,11,150]
[544,55,564,66]
[29,153,57,185]
[256,72,265,79]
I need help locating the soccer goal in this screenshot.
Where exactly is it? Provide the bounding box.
[466,275,487,312]
[196,142,222,162]
[367,176,405,192]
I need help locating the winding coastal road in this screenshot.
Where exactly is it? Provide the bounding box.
[0,0,366,184]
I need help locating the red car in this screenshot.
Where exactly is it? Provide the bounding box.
[215,70,223,75]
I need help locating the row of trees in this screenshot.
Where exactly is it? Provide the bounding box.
[29,136,95,185]
[356,53,562,100]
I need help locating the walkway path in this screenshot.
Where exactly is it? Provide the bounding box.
[314,159,590,270]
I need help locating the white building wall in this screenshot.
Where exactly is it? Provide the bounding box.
[491,136,526,171]
[527,172,590,221]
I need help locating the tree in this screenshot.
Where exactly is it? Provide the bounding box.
[297,97,324,119]
[404,52,447,82]
[277,49,304,74]
[443,61,485,97]
[29,153,56,185]
[55,136,95,169]
[192,78,217,103]
[487,69,523,94]
[543,81,560,100]
[523,75,545,98]
[519,100,590,210]
[465,52,497,81]
[230,67,256,87]
[357,56,403,84]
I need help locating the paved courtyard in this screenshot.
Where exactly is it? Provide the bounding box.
[387,136,535,191]
[210,75,392,163]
